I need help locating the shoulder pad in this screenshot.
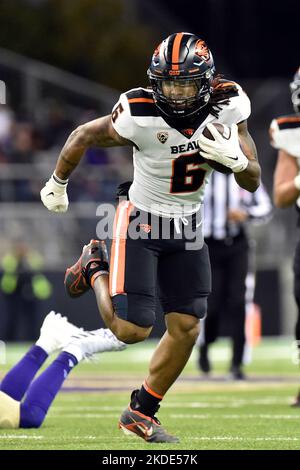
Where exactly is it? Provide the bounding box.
[212,78,239,99]
[125,88,158,117]
[269,115,300,155]
[274,114,300,130]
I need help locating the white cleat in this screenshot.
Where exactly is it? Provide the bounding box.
[35,310,82,355]
[63,328,127,362]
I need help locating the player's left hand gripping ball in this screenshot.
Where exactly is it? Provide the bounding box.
[64,240,109,298]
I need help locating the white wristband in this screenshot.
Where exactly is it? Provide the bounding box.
[53,172,68,185]
[294,174,300,191]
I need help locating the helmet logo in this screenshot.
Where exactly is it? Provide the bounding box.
[168,70,180,76]
[157,132,169,143]
[195,40,210,62]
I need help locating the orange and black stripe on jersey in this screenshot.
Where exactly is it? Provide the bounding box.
[126,89,158,117]
[276,115,300,130]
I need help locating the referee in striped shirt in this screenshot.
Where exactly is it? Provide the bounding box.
[199,172,272,379]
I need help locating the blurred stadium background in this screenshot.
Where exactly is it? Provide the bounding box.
[0,0,298,341]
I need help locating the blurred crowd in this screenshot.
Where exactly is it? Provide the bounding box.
[0,102,132,204]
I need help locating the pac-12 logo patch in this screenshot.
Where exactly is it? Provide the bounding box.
[157,131,168,143]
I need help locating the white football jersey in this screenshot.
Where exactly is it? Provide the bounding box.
[111,83,251,217]
[270,115,300,161]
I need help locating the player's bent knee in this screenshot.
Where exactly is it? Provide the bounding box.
[166,310,200,343]
[178,316,200,342]
[0,391,20,429]
[115,323,152,344]
[112,294,156,328]
[111,293,155,343]
[187,321,201,343]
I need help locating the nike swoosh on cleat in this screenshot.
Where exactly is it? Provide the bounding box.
[136,424,153,437]
[47,192,55,196]
[129,416,154,438]
[227,156,239,160]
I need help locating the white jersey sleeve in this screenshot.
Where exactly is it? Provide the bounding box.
[111,92,139,144]
[217,82,251,127]
[269,115,300,157]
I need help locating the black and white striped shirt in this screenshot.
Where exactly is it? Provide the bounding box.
[204,172,272,239]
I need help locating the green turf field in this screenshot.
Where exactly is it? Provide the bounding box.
[1,338,300,450]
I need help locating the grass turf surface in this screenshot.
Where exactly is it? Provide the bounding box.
[0,338,300,450]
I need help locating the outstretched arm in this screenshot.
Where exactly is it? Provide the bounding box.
[234,120,261,192]
[55,115,131,180]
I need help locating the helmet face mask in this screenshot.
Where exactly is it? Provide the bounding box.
[148,33,215,118]
[290,67,300,113]
[149,74,212,117]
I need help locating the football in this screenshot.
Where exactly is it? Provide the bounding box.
[200,123,233,174]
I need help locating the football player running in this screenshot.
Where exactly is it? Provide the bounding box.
[41,33,261,443]
[271,67,300,406]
